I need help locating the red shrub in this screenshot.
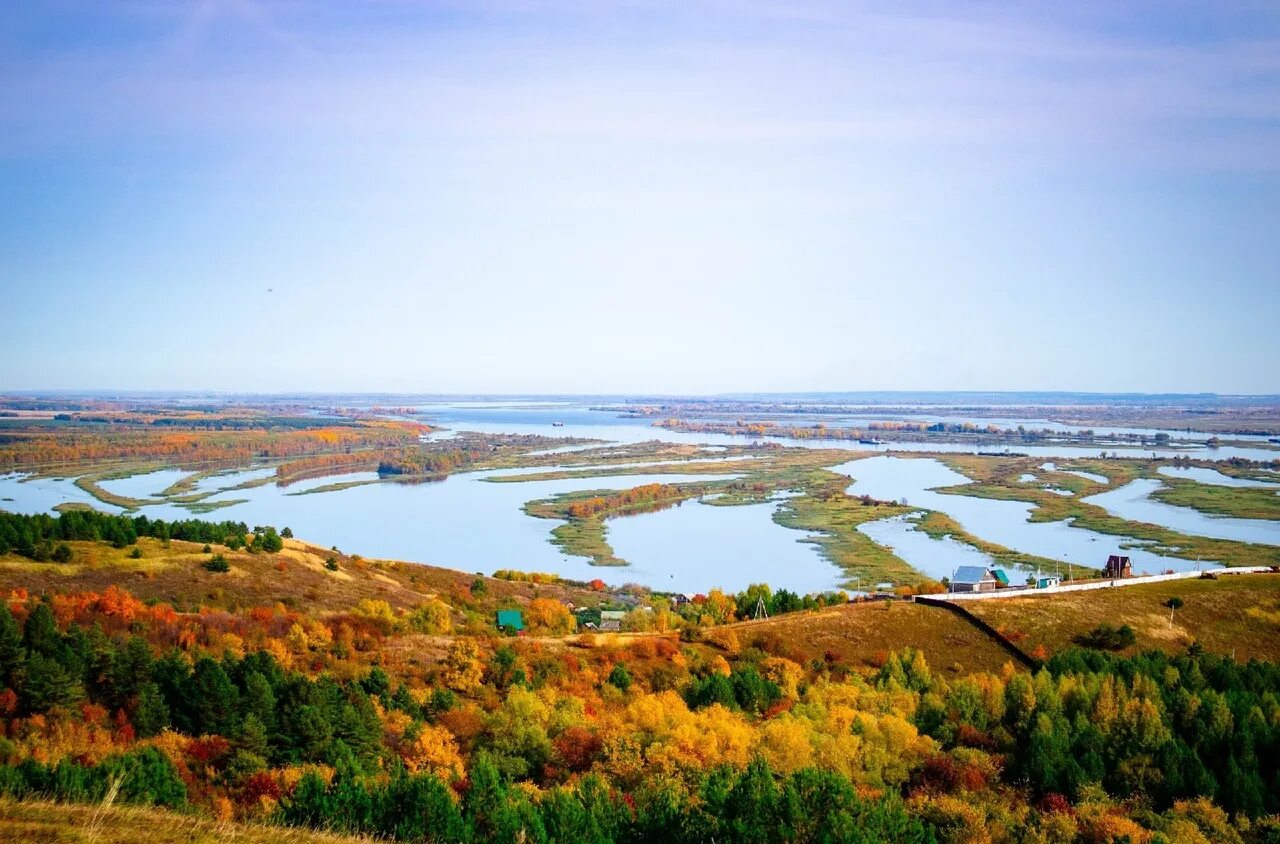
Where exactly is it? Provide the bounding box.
[1038,792,1074,815]
[763,699,794,719]
[630,639,657,660]
[955,724,997,750]
[249,607,276,626]
[916,754,959,791]
[187,735,232,765]
[80,703,108,727]
[240,772,283,805]
[113,709,135,744]
[553,726,603,773]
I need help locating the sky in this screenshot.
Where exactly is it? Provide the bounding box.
[1,1,1278,395]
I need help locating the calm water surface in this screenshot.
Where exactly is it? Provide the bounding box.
[834,456,1188,575]
[0,469,748,586]
[3,401,1276,590]
[1156,466,1280,489]
[1083,479,1280,546]
[413,402,1280,462]
[857,513,998,582]
[606,499,840,593]
[97,469,195,499]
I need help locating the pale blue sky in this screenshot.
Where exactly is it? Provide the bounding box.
[2,1,1278,394]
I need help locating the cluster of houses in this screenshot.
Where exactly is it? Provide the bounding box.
[493,554,1140,632]
[950,565,1061,593]
[493,606,634,634]
[950,555,1134,594]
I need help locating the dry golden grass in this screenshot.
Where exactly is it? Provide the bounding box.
[964,573,1280,661]
[0,798,371,844]
[721,600,1020,675]
[0,536,606,616]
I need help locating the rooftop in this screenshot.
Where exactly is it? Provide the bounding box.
[953,566,993,584]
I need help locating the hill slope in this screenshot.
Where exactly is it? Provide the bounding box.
[0,536,608,617]
[0,798,370,844]
[963,573,1280,661]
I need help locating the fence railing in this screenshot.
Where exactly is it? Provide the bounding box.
[926,566,1277,602]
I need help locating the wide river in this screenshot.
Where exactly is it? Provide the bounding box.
[1,400,1276,593]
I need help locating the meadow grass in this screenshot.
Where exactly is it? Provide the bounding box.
[964,573,1280,661]
[1151,479,1280,520]
[931,455,1280,569]
[723,599,1019,675]
[0,537,608,616]
[0,797,374,844]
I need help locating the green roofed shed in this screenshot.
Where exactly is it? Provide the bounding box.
[496,609,524,631]
[992,569,1010,586]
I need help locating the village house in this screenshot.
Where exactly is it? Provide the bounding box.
[1104,555,1133,578]
[495,609,524,633]
[950,566,1001,593]
[599,610,626,632]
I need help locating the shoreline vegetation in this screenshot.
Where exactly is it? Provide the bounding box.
[650,416,1278,452]
[8,442,1280,588]
[3,400,1279,591]
[604,397,1280,437]
[930,455,1280,570]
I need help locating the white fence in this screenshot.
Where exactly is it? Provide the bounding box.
[928,566,1276,602]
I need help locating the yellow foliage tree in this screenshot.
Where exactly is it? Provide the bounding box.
[758,715,814,774]
[408,599,453,635]
[440,639,485,694]
[526,598,575,635]
[286,623,310,655]
[700,590,737,625]
[385,710,464,779]
[353,598,398,632]
[704,627,740,655]
[761,657,804,700]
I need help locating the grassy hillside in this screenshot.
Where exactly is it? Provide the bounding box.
[721,600,1019,675]
[0,798,370,844]
[964,573,1280,661]
[0,536,609,617]
[712,573,1280,677]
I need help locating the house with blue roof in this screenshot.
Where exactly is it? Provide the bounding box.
[951,566,1001,593]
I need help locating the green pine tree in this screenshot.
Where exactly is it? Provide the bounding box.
[0,603,26,688]
[133,682,170,738]
[21,651,83,712]
[22,603,61,658]
[236,713,270,758]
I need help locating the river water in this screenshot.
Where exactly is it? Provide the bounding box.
[2,400,1277,590]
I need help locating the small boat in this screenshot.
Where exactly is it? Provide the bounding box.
[551,422,565,427]
[858,438,884,445]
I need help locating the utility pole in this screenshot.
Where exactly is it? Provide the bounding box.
[747,596,768,624]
